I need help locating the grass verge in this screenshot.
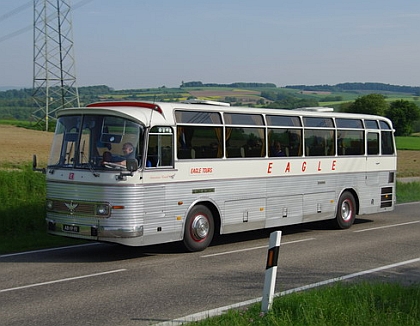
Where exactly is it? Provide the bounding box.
[188,282,420,326]
[396,181,420,203]
[0,166,85,254]
[395,136,420,150]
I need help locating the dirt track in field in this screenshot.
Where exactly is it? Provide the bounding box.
[188,89,262,103]
[1,125,419,176]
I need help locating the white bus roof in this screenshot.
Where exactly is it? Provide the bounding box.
[57,101,393,128]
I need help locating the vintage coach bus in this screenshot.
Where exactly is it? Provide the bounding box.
[34,100,396,251]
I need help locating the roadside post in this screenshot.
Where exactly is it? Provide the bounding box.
[261,231,282,313]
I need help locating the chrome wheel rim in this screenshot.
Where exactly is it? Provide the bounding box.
[341,199,352,222]
[191,214,209,241]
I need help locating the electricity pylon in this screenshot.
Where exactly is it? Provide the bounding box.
[32,0,80,131]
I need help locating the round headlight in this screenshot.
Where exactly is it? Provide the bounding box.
[96,204,109,216]
[46,200,53,210]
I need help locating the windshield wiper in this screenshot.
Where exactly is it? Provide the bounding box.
[80,140,99,177]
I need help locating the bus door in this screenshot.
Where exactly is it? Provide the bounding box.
[146,126,174,168]
[142,126,176,239]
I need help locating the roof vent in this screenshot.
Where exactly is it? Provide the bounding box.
[293,107,334,112]
[182,99,230,107]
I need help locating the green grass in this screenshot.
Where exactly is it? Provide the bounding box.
[0,119,35,127]
[395,136,420,150]
[396,181,420,203]
[0,166,85,254]
[0,119,53,131]
[189,282,420,326]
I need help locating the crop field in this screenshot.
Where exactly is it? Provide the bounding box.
[0,125,52,167]
[188,88,263,104]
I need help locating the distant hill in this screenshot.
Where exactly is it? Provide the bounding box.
[181,81,277,88]
[285,82,420,95]
[0,86,25,91]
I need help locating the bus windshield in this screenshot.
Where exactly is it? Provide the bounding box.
[48,114,144,170]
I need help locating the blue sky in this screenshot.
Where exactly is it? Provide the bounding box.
[1,0,420,89]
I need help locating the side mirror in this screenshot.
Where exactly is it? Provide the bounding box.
[116,159,138,180]
[126,159,138,172]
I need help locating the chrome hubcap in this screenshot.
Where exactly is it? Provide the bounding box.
[341,200,352,222]
[191,214,209,240]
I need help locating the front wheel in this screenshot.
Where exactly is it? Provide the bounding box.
[334,191,356,229]
[183,205,214,252]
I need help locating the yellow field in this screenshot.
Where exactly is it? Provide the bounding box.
[0,125,52,166]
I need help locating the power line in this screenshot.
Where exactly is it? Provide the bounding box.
[0,1,32,24]
[0,25,32,43]
[73,0,95,10]
[0,0,94,44]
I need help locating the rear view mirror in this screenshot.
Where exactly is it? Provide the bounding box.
[126,159,138,172]
[116,159,138,180]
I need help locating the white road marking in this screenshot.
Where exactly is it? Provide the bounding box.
[0,269,126,293]
[157,257,420,325]
[0,242,100,259]
[396,201,420,206]
[354,220,420,233]
[201,238,315,258]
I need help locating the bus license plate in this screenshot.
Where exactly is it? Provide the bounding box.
[63,224,79,233]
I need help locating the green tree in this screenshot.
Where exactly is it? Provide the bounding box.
[338,101,353,112]
[346,94,388,116]
[386,100,420,136]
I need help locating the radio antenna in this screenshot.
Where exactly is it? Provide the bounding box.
[148,95,157,126]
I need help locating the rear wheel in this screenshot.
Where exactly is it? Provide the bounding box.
[183,205,214,252]
[334,191,356,229]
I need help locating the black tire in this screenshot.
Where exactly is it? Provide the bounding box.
[183,205,214,252]
[334,191,356,229]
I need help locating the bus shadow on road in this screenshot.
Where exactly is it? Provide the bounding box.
[210,217,374,248]
[0,218,375,263]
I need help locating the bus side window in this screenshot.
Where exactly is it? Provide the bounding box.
[367,132,379,155]
[381,131,394,155]
[178,126,222,160]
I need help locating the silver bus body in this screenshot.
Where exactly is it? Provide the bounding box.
[44,101,396,251]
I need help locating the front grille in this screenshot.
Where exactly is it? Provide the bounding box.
[47,199,110,217]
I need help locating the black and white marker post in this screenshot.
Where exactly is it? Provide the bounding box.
[261,231,282,313]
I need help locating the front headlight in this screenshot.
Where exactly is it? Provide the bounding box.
[46,200,54,210]
[96,204,110,216]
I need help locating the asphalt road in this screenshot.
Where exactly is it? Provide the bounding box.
[1,202,419,326]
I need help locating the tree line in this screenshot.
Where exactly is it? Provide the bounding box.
[263,92,420,136]
[285,82,420,95]
[180,81,277,88]
[1,85,419,136]
[341,94,420,136]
